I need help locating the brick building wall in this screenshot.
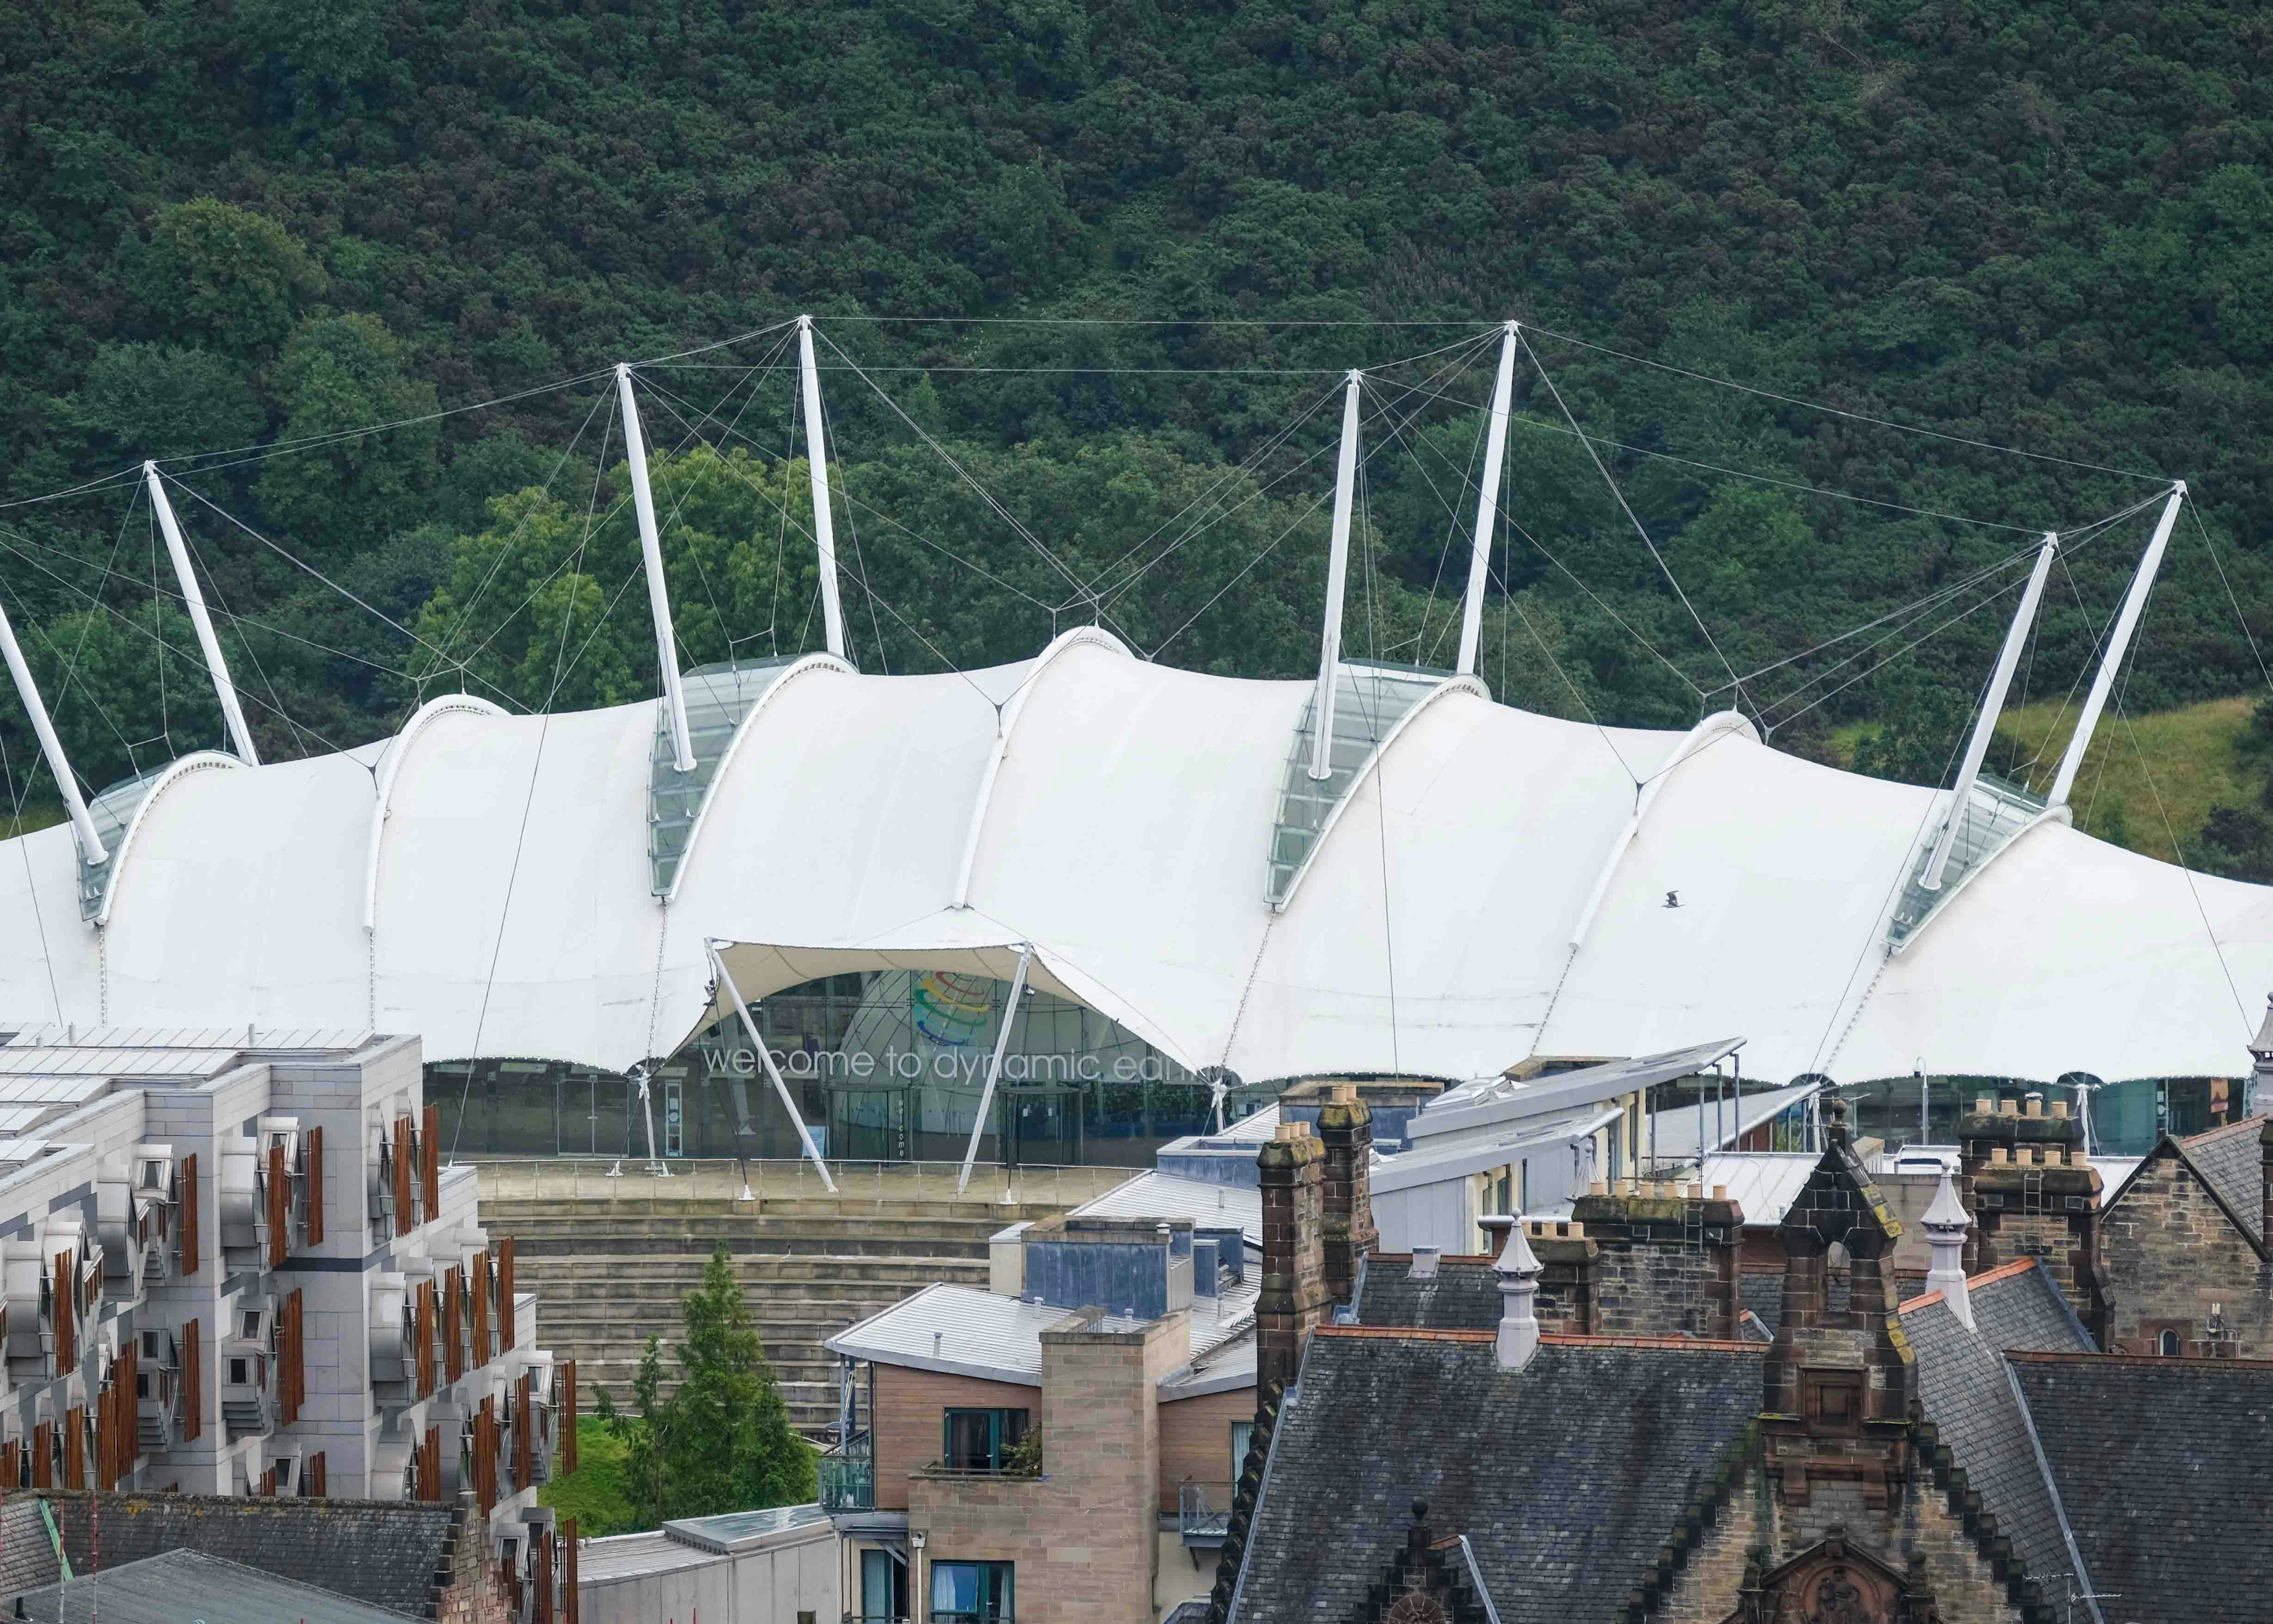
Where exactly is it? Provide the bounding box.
[906,1310,1188,1624]
[2101,1150,2273,1357]
[1651,1479,1760,1621]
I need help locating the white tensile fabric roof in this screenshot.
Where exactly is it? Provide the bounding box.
[1,627,2268,1085]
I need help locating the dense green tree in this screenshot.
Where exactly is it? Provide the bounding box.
[608,1243,813,1528]
[253,314,440,555]
[124,199,325,356]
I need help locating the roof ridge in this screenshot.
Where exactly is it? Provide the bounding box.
[1314,1325,1495,1344]
[1897,1256,2035,1314]
[1365,1252,1498,1265]
[2007,1347,2273,1371]
[1539,1332,1762,1353]
[1898,1289,1945,1315]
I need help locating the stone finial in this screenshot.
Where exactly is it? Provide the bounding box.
[1495,1220,1543,1371]
[1921,1169,1973,1330]
[1823,1094,1851,1147]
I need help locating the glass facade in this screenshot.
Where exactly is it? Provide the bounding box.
[428,968,1235,1168]
[1832,1073,2245,1157]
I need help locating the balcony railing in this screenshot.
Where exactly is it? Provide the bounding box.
[819,1433,874,1513]
[1179,1481,1229,1543]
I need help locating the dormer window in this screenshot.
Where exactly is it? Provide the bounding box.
[2160,1329,2181,1357]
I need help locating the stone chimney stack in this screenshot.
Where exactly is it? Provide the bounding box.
[1956,1090,2105,1341]
[1256,1121,1325,1407]
[1495,1220,1543,1372]
[1316,1082,1376,1306]
[1920,1169,1973,1330]
[2260,1117,2273,1250]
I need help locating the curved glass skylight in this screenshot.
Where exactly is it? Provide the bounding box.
[649,657,802,895]
[1265,659,1453,908]
[78,763,172,921]
[1886,770,2049,950]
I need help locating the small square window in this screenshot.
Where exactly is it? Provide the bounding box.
[241,1310,261,1339]
[227,1358,250,1385]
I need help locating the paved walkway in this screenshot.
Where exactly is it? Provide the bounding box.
[463,1156,1133,1210]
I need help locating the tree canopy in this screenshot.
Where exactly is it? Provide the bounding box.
[0,0,2266,843]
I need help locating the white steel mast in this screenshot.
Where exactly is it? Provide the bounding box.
[144,464,259,766]
[1309,370,1363,781]
[2047,483,2186,807]
[1921,531,2058,890]
[615,363,696,772]
[797,316,850,661]
[1456,322,1520,677]
[0,596,106,864]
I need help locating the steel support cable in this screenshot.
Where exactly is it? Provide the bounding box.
[1143,342,1504,663]
[613,394,1008,708]
[1086,375,1345,603]
[1501,513,1706,699]
[0,537,362,760]
[1753,509,2142,739]
[154,473,526,709]
[1514,320,2171,483]
[0,728,64,1022]
[49,483,151,763]
[2185,492,2273,695]
[812,326,1106,614]
[1482,551,1642,787]
[1096,331,1503,616]
[633,372,1058,615]
[1362,370,2054,537]
[1522,332,1752,715]
[426,388,612,688]
[172,508,313,758]
[814,371,892,672]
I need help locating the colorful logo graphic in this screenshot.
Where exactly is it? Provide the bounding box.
[911,972,995,1049]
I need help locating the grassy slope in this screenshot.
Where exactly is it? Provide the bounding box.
[1832,696,2264,865]
[1,806,61,840]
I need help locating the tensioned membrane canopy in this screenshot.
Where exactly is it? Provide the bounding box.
[2,627,2268,1085]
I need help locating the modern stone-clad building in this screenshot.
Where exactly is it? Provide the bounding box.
[0,1026,575,1619]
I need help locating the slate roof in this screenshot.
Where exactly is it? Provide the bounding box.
[0,1496,60,1603]
[1228,1330,1761,1624]
[1901,1261,2096,1611]
[41,1492,459,1618]
[1352,1256,1503,1331]
[2173,1116,2267,1248]
[17,1548,417,1624]
[1739,1272,1783,1338]
[2010,1351,2273,1624]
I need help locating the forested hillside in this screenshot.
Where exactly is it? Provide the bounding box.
[2,0,2270,861]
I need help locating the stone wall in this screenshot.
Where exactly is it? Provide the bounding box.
[1957,1099,2105,1342]
[1255,1126,1324,1403]
[2101,1149,2273,1357]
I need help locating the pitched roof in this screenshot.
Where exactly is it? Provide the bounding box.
[2175,1115,2267,1247]
[2009,1351,2273,1624]
[1071,1169,1262,1250]
[1352,1256,1503,1332]
[1900,1261,2097,1610]
[41,1492,459,1618]
[0,1497,59,1603]
[17,1548,416,1624]
[827,1278,1258,1387]
[1226,1330,1761,1624]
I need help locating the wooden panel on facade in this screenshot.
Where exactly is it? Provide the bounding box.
[562,1518,579,1624]
[515,1371,534,1491]
[421,1104,440,1219]
[562,1360,578,1474]
[477,1396,499,1514]
[393,1116,415,1236]
[469,1251,491,1364]
[498,1236,516,1353]
[62,1407,84,1490]
[51,1250,73,1372]
[267,1141,289,1267]
[308,1449,326,1498]
[1157,1387,1255,1514]
[281,1288,305,1424]
[444,1265,465,1383]
[534,1526,555,1624]
[180,1154,199,1275]
[306,1125,325,1246]
[31,1421,50,1489]
[415,1280,436,1398]
[183,1318,202,1440]
[871,1365,1040,1511]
